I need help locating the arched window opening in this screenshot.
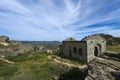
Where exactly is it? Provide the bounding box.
[78,48,82,55]
[69,49,72,57]
[73,47,77,54]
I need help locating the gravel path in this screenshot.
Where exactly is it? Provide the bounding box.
[48,55,87,70]
[0,58,14,64]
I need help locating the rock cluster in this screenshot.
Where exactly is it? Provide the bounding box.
[0,35,9,42]
[0,36,9,46]
[0,35,45,57]
[85,57,120,80]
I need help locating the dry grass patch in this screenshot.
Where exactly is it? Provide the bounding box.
[107,45,120,52]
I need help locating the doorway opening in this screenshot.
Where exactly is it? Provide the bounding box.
[94,44,101,56]
[94,47,99,56]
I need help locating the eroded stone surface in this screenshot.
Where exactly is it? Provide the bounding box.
[85,57,120,80]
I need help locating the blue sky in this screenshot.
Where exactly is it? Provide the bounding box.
[0,0,120,41]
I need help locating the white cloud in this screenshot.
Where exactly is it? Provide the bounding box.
[0,0,120,40]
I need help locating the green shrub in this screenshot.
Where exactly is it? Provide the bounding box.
[2,54,68,80]
[28,62,67,80]
[6,53,29,62]
[0,61,18,79]
[107,45,120,52]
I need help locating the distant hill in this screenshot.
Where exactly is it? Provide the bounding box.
[98,33,120,45]
[20,34,120,47]
[20,41,61,50]
[98,33,113,40]
[20,41,61,45]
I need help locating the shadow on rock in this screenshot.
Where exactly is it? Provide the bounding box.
[58,67,87,80]
[111,71,120,80]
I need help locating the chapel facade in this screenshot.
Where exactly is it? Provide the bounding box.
[59,34,106,62]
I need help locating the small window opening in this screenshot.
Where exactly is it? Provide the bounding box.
[73,47,77,54]
[78,48,82,55]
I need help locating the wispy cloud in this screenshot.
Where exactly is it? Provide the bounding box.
[0,0,120,41]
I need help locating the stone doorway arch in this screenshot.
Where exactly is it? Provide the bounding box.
[94,44,101,56]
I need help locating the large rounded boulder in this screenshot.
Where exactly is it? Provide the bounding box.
[0,35,9,42]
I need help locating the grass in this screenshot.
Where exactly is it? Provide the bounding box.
[0,61,18,80]
[0,53,68,80]
[106,45,120,52]
[104,45,120,59]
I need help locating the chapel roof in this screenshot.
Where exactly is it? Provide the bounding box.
[63,37,77,41]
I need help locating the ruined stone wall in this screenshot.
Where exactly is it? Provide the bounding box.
[62,41,87,61]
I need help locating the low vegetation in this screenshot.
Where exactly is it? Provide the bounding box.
[0,61,18,80]
[0,53,68,80]
[106,45,120,52]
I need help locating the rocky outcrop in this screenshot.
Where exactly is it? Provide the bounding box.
[0,35,9,42]
[57,55,120,80]
[0,35,50,57]
[0,35,10,46]
[0,35,45,57]
[58,67,87,80]
[0,42,33,57]
[85,57,120,80]
[102,51,120,61]
[33,45,45,53]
